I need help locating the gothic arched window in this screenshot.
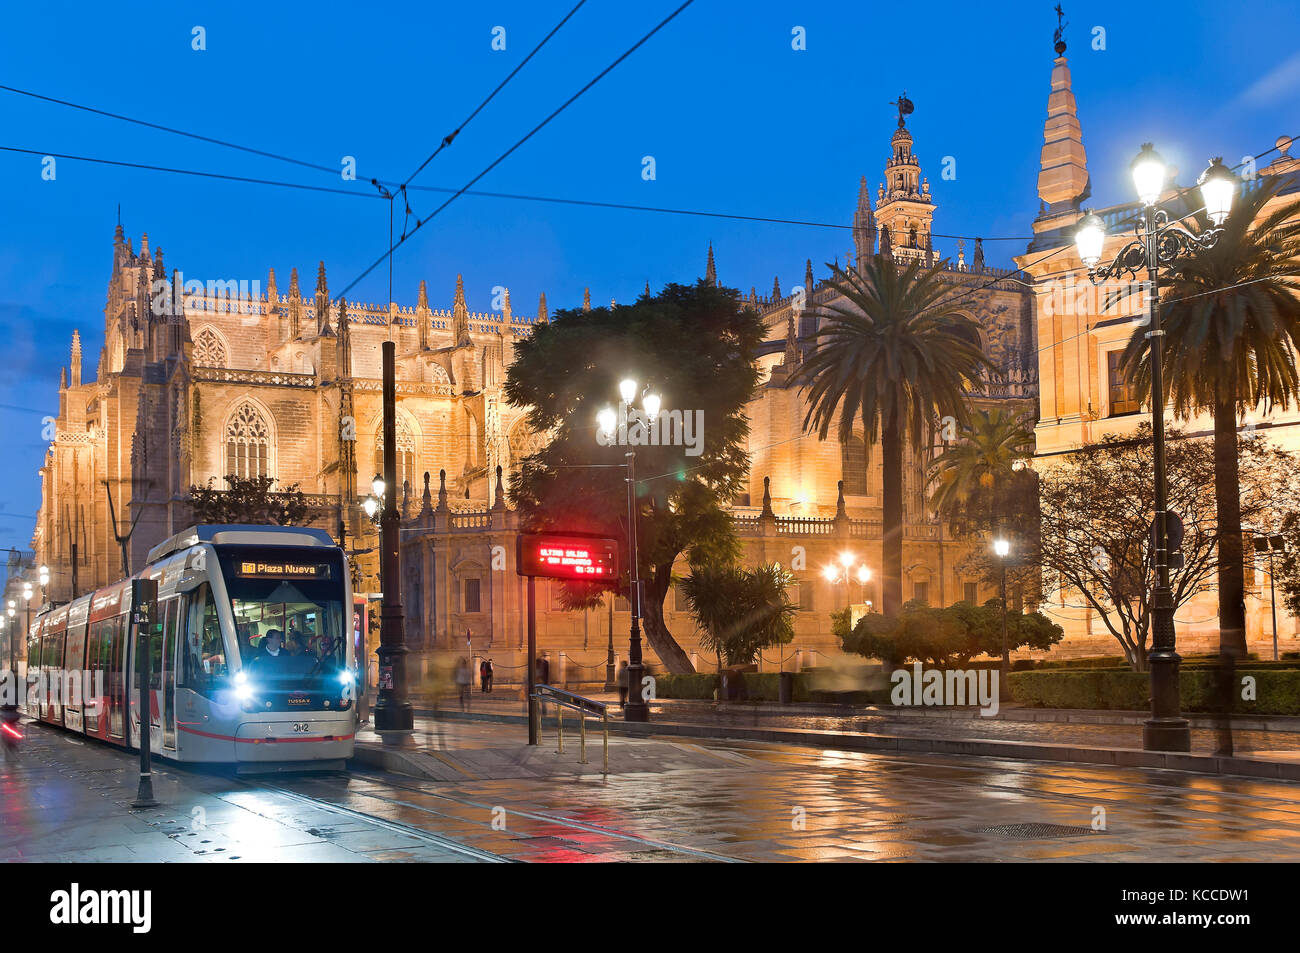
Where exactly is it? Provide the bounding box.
[374,415,417,496]
[841,434,868,496]
[193,327,228,367]
[225,401,272,479]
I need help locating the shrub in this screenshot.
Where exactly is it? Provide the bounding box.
[1008,668,1300,715]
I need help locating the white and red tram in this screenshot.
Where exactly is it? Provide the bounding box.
[25,525,356,771]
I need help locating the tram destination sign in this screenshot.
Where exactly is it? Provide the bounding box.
[234,560,332,579]
[516,533,619,581]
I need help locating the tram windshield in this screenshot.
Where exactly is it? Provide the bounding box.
[216,546,350,710]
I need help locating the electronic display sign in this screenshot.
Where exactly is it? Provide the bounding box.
[516,534,619,581]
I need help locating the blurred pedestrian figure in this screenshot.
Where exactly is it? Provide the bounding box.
[479,658,489,693]
[485,658,494,694]
[617,660,629,710]
[536,654,550,686]
[455,657,472,710]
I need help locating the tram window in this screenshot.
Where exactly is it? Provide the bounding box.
[182,584,228,690]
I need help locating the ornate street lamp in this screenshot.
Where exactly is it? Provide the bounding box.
[597,378,664,722]
[1075,146,1237,752]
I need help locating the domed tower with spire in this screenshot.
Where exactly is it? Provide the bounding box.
[873,92,935,265]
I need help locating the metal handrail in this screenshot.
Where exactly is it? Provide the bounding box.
[529,684,609,773]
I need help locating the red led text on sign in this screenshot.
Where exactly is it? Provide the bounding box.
[516,534,619,581]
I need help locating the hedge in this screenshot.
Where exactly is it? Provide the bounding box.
[650,672,816,702]
[1008,668,1300,715]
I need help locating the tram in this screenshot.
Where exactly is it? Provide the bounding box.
[25,525,356,771]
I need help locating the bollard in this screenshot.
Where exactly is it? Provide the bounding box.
[602,709,609,775]
[556,704,563,754]
[579,713,587,765]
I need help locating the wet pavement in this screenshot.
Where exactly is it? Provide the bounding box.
[9,715,1300,862]
[0,723,499,863]
[422,691,1300,757]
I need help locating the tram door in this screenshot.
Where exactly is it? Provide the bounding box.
[161,599,177,750]
[108,615,126,739]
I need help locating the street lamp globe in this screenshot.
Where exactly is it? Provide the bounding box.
[1074,212,1107,268]
[993,538,1010,558]
[38,565,49,587]
[619,378,638,403]
[839,551,854,568]
[1198,157,1238,226]
[641,391,661,419]
[22,583,32,602]
[1130,143,1167,206]
[857,565,872,584]
[362,497,378,519]
[822,565,838,582]
[371,474,385,499]
[597,406,617,437]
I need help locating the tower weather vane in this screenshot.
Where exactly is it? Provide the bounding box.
[1054,4,1068,54]
[889,91,914,128]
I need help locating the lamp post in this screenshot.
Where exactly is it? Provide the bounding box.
[993,538,1011,680]
[823,554,871,611]
[1075,147,1236,753]
[1253,535,1286,662]
[597,378,661,722]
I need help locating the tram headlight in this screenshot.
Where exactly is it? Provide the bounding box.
[339,670,354,686]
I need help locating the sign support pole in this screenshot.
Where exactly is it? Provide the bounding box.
[527,575,537,745]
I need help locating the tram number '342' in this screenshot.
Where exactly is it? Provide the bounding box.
[292,723,310,733]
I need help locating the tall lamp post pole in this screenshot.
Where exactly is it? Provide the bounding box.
[373,340,413,735]
[993,538,1011,681]
[1076,147,1237,753]
[1253,535,1285,662]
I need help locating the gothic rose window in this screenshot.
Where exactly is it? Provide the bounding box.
[225,401,271,479]
[193,327,228,367]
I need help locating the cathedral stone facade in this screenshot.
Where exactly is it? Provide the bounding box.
[33,107,1036,684]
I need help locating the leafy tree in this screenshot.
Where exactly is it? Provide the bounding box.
[833,599,1062,667]
[794,257,992,618]
[505,282,763,673]
[188,474,310,526]
[1033,426,1290,670]
[679,563,797,668]
[1121,181,1300,658]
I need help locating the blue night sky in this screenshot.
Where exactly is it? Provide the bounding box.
[0,0,1297,553]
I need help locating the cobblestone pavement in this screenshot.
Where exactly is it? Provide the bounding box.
[13,717,1300,862]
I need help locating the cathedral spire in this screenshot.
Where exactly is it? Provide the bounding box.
[854,175,876,268]
[643,280,651,298]
[705,242,717,286]
[315,261,332,335]
[537,292,548,324]
[288,267,302,338]
[417,279,430,349]
[70,330,82,387]
[1032,6,1090,242]
[582,287,591,312]
[771,275,781,301]
[453,274,469,343]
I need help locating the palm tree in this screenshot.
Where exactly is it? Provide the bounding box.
[794,256,992,617]
[680,563,797,668]
[1121,179,1300,658]
[928,407,1035,530]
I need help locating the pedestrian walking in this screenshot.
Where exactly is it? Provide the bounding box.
[485,658,494,694]
[479,658,489,693]
[616,660,629,710]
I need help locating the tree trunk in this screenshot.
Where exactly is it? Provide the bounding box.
[640,563,694,673]
[881,413,904,618]
[1214,397,1248,659]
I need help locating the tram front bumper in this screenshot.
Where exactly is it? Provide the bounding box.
[235,716,356,762]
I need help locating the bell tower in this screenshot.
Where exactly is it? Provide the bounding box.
[873,93,935,265]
